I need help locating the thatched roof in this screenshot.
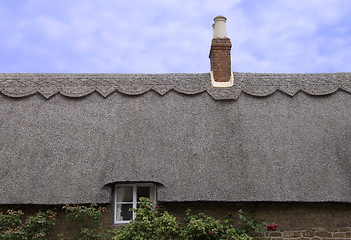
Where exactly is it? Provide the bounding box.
[1,72,350,204]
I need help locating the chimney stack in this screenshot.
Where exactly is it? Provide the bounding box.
[209,16,233,87]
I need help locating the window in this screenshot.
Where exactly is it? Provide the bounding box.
[114,183,156,224]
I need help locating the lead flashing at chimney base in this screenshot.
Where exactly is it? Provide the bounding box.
[210,16,234,87]
[210,71,234,88]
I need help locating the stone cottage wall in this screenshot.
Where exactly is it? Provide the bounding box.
[1,202,351,239]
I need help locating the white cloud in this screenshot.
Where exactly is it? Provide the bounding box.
[0,0,350,73]
[36,16,69,39]
[203,0,242,13]
[229,0,351,73]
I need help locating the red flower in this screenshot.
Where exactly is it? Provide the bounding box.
[228,211,232,217]
[267,224,278,231]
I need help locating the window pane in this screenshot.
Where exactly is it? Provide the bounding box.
[116,204,133,221]
[116,186,133,202]
[114,184,156,223]
[137,186,150,200]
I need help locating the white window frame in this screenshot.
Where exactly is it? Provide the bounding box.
[114,183,156,224]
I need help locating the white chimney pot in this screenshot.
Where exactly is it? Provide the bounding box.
[213,16,227,38]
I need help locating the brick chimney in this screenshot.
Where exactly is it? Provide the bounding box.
[209,16,233,87]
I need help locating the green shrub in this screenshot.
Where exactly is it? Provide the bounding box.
[0,199,272,240]
[0,209,56,240]
[61,203,112,240]
[113,198,180,240]
[182,209,256,240]
[236,209,266,235]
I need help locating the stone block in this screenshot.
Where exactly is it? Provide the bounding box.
[301,230,315,237]
[332,232,346,238]
[315,231,332,237]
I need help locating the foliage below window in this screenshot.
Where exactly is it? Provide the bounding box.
[113,197,271,240]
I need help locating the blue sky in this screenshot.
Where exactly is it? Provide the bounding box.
[0,0,350,73]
